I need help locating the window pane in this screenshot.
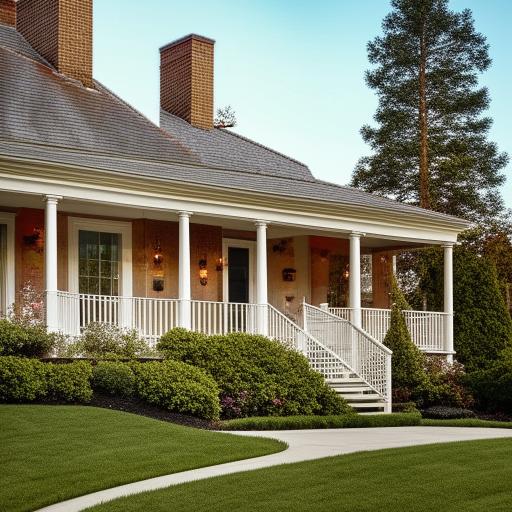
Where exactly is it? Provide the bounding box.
[88,278,99,295]
[100,279,112,296]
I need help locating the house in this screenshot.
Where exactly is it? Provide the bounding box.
[0,0,469,412]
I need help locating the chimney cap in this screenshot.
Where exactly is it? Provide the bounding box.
[159,33,215,53]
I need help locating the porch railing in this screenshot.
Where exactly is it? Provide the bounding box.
[327,306,448,353]
[304,303,392,404]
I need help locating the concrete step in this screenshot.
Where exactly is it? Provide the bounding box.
[350,402,386,410]
[342,393,383,402]
[331,386,370,393]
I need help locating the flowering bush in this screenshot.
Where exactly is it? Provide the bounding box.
[158,329,351,418]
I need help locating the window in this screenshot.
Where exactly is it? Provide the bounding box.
[78,231,120,296]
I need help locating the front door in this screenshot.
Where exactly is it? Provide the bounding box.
[228,247,250,303]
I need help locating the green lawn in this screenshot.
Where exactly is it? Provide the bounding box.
[88,438,512,512]
[0,405,285,512]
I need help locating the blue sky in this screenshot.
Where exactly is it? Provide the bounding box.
[93,0,511,210]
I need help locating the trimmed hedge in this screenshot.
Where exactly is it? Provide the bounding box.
[132,360,221,420]
[92,361,136,398]
[157,329,350,418]
[220,413,421,431]
[468,348,512,414]
[0,319,56,358]
[421,406,476,420]
[0,357,92,402]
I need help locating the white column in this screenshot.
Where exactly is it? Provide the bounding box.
[178,211,192,329]
[443,243,454,363]
[349,232,363,328]
[255,220,268,336]
[44,195,61,332]
[392,254,397,275]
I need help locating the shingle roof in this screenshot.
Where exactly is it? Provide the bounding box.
[0,23,469,228]
[160,110,314,181]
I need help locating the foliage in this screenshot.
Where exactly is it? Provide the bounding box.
[421,405,475,420]
[0,356,47,401]
[0,356,92,403]
[420,418,512,428]
[157,329,351,418]
[92,361,136,398]
[63,322,153,359]
[383,278,428,402]
[421,356,474,408]
[45,361,93,402]
[352,0,508,222]
[8,281,45,325]
[468,348,512,414]
[0,318,57,358]
[418,246,512,371]
[214,105,237,128]
[220,413,421,431]
[392,402,419,414]
[132,360,221,420]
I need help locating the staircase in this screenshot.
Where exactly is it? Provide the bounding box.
[300,303,392,413]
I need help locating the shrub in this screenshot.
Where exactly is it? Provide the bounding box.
[220,413,421,431]
[468,347,512,414]
[384,278,428,402]
[157,329,351,418]
[418,246,512,372]
[45,361,93,402]
[421,356,474,408]
[92,361,136,398]
[421,406,476,420]
[0,319,56,358]
[0,356,47,401]
[132,360,221,420]
[65,323,152,359]
[392,402,419,414]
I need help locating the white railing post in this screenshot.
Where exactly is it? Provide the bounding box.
[44,195,61,332]
[178,211,192,329]
[443,243,454,363]
[255,220,269,336]
[385,352,393,413]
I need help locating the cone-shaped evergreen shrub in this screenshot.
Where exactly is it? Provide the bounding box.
[384,277,428,401]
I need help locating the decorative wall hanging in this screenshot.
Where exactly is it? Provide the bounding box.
[23,227,44,253]
[152,239,164,292]
[199,257,208,286]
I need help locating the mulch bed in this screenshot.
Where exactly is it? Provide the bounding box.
[88,393,217,430]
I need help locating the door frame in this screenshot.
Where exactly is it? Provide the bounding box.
[222,238,256,303]
[68,217,132,297]
[0,212,15,312]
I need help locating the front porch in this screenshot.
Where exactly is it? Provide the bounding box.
[0,191,457,412]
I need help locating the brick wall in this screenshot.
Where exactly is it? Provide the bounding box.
[160,34,214,130]
[0,0,16,26]
[16,0,93,88]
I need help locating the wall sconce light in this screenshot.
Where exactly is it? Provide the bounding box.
[282,268,296,282]
[153,240,163,267]
[23,227,44,253]
[199,258,208,286]
[342,265,350,280]
[320,249,330,263]
[215,257,224,271]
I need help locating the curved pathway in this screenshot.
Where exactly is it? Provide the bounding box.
[36,426,512,512]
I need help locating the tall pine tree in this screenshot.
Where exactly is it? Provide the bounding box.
[352,0,508,222]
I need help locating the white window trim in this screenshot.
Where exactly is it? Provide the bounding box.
[222,238,256,303]
[0,212,15,310]
[68,217,132,297]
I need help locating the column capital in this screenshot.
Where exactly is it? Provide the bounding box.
[349,231,365,238]
[254,220,269,228]
[441,242,455,249]
[178,211,193,219]
[43,195,62,204]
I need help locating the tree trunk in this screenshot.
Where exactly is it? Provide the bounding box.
[418,19,431,209]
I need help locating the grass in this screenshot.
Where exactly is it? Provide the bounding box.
[220,412,422,430]
[88,438,512,512]
[0,405,285,512]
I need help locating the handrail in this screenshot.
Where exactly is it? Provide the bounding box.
[303,302,391,402]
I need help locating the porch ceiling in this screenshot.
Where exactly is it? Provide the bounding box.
[0,190,432,250]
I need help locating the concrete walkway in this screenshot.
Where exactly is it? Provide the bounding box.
[36,426,512,512]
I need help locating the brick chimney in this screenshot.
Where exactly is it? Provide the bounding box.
[16,0,93,88]
[160,34,215,130]
[0,0,16,26]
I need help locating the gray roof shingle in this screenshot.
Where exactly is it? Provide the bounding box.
[0,23,469,228]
